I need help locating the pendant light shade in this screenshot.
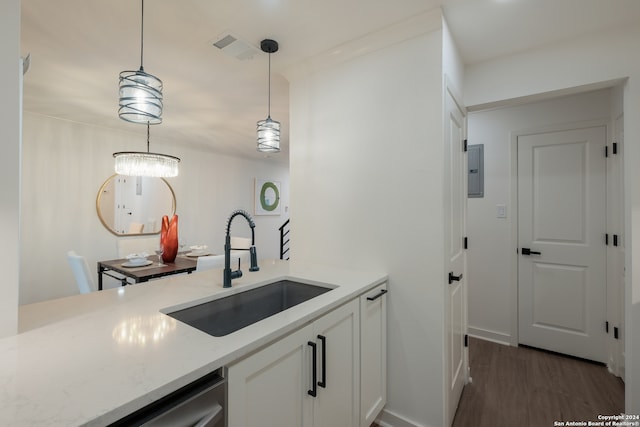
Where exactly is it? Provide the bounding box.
[118,0,163,124]
[113,123,180,177]
[257,117,281,153]
[119,70,163,124]
[257,39,280,153]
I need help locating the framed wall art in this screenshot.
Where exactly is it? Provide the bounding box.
[255,178,281,215]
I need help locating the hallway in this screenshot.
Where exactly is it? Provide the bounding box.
[452,338,624,427]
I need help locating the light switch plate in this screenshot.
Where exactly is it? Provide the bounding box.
[496,204,507,218]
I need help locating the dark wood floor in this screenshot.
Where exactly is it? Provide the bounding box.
[452,337,624,427]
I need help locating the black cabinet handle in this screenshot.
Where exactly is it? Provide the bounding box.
[307,341,317,397]
[521,248,541,256]
[317,335,326,388]
[366,289,388,301]
[448,272,463,284]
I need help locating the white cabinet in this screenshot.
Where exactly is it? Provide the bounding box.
[227,299,360,427]
[360,283,387,427]
[227,324,313,427]
[312,299,360,427]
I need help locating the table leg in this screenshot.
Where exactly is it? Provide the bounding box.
[97,264,104,291]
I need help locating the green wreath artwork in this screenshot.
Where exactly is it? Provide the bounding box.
[259,181,280,212]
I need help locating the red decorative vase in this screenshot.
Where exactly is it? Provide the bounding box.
[160,214,179,263]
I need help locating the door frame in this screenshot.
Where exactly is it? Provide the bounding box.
[609,111,625,378]
[508,118,614,348]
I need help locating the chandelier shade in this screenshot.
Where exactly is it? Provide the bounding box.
[113,151,180,178]
[118,0,162,124]
[113,123,180,178]
[257,39,280,153]
[119,69,163,124]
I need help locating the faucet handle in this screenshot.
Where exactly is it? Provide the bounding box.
[229,258,243,282]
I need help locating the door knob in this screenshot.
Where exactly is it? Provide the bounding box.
[448,272,463,285]
[521,248,541,256]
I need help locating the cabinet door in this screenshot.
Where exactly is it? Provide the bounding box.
[227,324,313,427]
[360,283,387,427]
[312,299,360,427]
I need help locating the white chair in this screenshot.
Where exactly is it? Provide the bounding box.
[195,237,253,273]
[128,222,144,234]
[67,251,95,294]
[230,236,251,250]
[229,236,252,266]
[195,254,226,272]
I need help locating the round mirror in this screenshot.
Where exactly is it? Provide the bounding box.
[96,174,176,236]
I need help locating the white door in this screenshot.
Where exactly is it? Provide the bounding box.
[517,126,607,363]
[444,86,467,426]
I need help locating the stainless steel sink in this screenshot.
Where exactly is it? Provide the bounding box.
[167,280,332,337]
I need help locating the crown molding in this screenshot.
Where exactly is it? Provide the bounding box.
[283,7,443,82]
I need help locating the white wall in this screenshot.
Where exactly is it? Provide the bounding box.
[0,0,20,338]
[467,89,614,345]
[289,11,449,427]
[21,113,289,304]
[464,22,640,413]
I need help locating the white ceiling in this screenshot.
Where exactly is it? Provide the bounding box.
[20,0,640,164]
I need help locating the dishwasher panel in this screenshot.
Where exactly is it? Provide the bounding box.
[109,368,226,427]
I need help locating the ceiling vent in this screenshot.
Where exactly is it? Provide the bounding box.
[211,32,259,61]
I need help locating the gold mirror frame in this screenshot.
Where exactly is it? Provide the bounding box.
[96,174,176,236]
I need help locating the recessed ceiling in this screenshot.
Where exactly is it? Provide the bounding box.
[20,0,640,164]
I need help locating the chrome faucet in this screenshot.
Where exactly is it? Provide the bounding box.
[223,209,259,288]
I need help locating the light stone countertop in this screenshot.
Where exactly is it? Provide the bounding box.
[1,259,387,426]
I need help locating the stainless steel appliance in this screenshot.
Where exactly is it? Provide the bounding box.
[109,368,226,427]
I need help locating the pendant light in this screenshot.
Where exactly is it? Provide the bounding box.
[113,123,180,177]
[257,39,280,153]
[118,0,163,124]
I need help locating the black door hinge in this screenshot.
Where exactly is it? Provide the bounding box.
[613,234,619,247]
[613,142,618,155]
[614,327,619,340]
[464,334,469,347]
[463,139,468,152]
[464,237,468,250]
[606,321,609,333]
[606,233,609,245]
[605,146,608,157]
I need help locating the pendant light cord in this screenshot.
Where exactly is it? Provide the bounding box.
[142,1,152,152]
[139,0,145,71]
[267,52,271,118]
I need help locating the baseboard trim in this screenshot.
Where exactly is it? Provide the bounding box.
[468,326,512,346]
[376,407,436,427]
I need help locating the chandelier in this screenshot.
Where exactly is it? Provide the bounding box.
[113,123,180,177]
